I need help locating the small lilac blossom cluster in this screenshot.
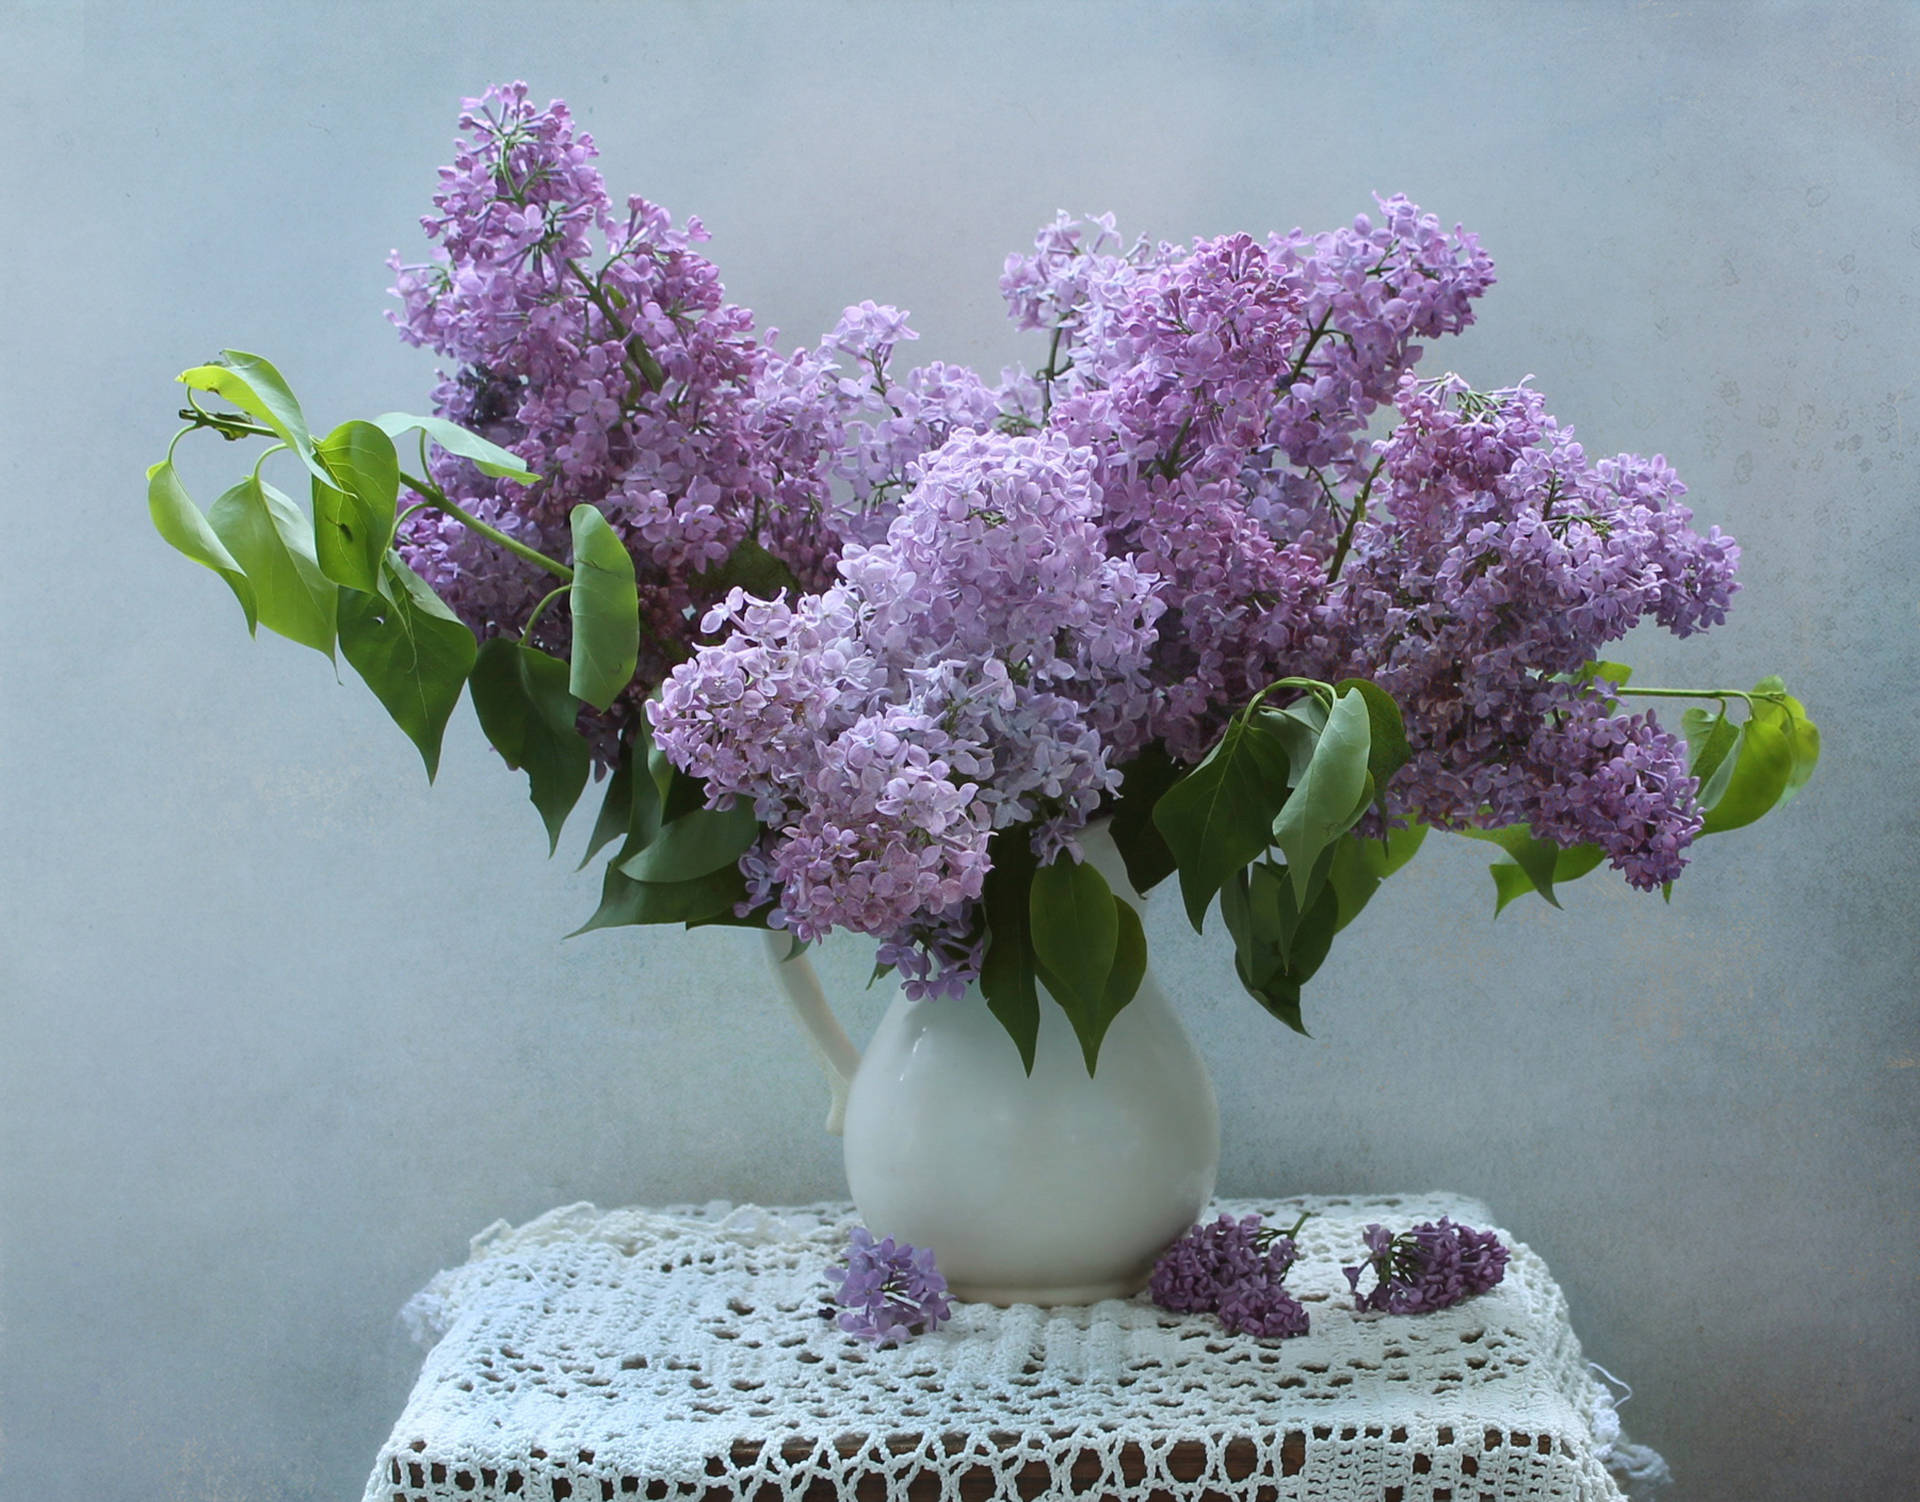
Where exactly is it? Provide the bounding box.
[824,1227,953,1346]
[1342,1218,1511,1315]
[1148,1214,1310,1339]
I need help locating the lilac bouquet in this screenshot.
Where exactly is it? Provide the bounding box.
[1343,1218,1510,1315]
[151,84,1819,1071]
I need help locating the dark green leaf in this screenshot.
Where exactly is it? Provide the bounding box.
[206,477,336,656]
[468,639,591,854]
[374,411,539,482]
[1271,686,1373,903]
[572,860,746,934]
[1153,713,1293,931]
[580,740,637,871]
[313,420,399,592]
[1225,861,1336,1036]
[337,555,478,780]
[1109,744,1184,893]
[1326,822,1428,933]
[567,504,640,710]
[1333,677,1410,789]
[178,351,330,486]
[979,830,1040,1073]
[616,800,759,884]
[1089,896,1149,1071]
[147,460,257,632]
[691,535,804,601]
[1031,854,1123,1072]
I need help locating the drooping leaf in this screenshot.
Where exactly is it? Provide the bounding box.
[336,555,478,780]
[468,638,591,854]
[581,739,637,871]
[1462,824,1604,912]
[374,411,539,483]
[1333,677,1410,790]
[1153,713,1294,931]
[1222,860,1336,1035]
[616,800,759,884]
[1326,821,1428,933]
[206,476,336,656]
[1699,708,1794,833]
[1270,686,1373,903]
[146,460,257,632]
[690,535,803,601]
[1487,841,1606,915]
[1030,854,1125,1072]
[1108,743,1183,894]
[572,860,747,934]
[1086,896,1149,1073]
[978,829,1041,1074]
[312,420,399,592]
[567,504,640,711]
[178,351,330,486]
[1681,707,1743,812]
[1750,682,1820,807]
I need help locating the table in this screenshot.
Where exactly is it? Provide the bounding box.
[364,1193,1665,1502]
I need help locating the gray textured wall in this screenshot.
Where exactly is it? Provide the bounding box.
[2,3,1914,1499]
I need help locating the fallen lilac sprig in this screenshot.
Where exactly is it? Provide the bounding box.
[1343,1217,1510,1314]
[825,1226,952,1345]
[1149,1212,1311,1339]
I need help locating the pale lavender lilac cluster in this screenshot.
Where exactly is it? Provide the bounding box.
[1342,1218,1510,1315]
[391,84,1745,984]
[825,1227,953,1346]
[650,429,1161,994]
[1148,1214,1310,1339]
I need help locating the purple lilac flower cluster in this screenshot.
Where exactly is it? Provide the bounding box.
[389,86,1746,988]
[1342,1218,1510,1315]
[650,428,1161,995]
[1148,1214,1310,1339]
[825,1227,953,1346]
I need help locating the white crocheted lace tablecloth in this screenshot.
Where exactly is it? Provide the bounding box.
[366,1193,1666,1502]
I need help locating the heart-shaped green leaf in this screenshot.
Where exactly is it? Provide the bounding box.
[206,476,336,656]
[1108,744,1183,894]
[567,504,640,711]
[179,351,330,486]
[573,860,748,934]
[1031,853,1126,1072]
[468,639,591,854]
[1700,709,1794,833]
[979,830,1041,1074]
[617,800,759,884]
[1333,677,1410,790]
[1271,686,1373,903]
[1326,821,1427,933]
[337,555,477,781]
[147,460,257,633]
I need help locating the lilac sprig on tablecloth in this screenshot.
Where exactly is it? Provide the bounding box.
[1343,1217,1511,1315]
[1149,1214,1310,1339]
[825,1227,953,1346]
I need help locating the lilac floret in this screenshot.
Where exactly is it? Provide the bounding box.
[1343,1218,1511,1315]
[825,1227,953,1346]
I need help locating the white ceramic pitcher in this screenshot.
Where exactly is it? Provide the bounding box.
[765,825,1220,1306]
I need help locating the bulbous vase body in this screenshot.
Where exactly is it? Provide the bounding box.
[841,964,1220,1305]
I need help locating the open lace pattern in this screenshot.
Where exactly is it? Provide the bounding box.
[368,1194,1666,1502]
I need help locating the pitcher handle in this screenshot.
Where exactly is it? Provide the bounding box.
[760,931,860,1136]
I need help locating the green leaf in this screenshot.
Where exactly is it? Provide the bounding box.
[374,412,539,483]
[337,555,478,780]
[1486,840,1606,915]
[1031,854,1123,1072]
[978,830,1041,1074]
[1222,861,1336,1035]
[468,639,591,854]
[1681,707,1743,811]
[312,420,399,593]
[581,739,637,871]
[1153,713,1294,931]
[1751,687,1820,807]
[567,504,640,711]
[206,476,336,656]
[691,535,804,601]
[572,860,747,934]
[1333,677,1410,789]
[1270,686,1373,904]
[1108,744,1184,894]
[616,800,759,884]
[1700,706,1794,833]
[178,350,331,486]
[147,460,257,632]
[1574,659,1634,708]
[1326,821,1427,933]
